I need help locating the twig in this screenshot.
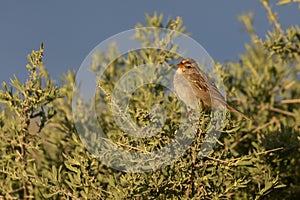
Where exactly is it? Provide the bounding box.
[115,141,151,153]
[204,155,230,164]
[261,0,286,38]
[252,117,278,133]
[257,104,268,115]
[269,106,296,117]
[255,147,284,155]
[202,147,284,166]
[280,99,300,104]
[284,80,296,89]
[230,134,250,149]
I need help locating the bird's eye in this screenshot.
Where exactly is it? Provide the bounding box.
[186,65,192,69]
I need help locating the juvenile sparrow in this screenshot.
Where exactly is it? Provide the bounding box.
[173,58,250,120]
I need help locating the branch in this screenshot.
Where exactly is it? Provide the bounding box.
[280,99,300,104]
[261,0,286,38]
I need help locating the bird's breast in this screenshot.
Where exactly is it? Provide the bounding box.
[173,72,198,110]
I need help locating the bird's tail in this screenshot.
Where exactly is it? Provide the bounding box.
[226,104,251,120]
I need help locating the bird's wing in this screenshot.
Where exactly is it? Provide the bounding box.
[187,70,227,107]
[187,72,209,92]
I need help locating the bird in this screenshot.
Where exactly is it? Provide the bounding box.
[173,58,250,120]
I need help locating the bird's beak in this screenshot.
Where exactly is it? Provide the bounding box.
[177,63,184,68]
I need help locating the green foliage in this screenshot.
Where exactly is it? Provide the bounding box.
[0,44,59,199]
[0,2,300,199]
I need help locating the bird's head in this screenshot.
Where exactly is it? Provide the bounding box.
[177,58,199,75]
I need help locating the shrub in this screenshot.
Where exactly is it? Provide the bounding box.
[0,1,299,199]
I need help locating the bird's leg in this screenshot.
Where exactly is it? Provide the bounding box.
[186,108,194,121]
[185,108,201,124]
[185,101,209,123]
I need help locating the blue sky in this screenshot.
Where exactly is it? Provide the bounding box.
[0,1,299,84]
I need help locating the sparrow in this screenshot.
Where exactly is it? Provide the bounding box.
[173,58,250,120]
